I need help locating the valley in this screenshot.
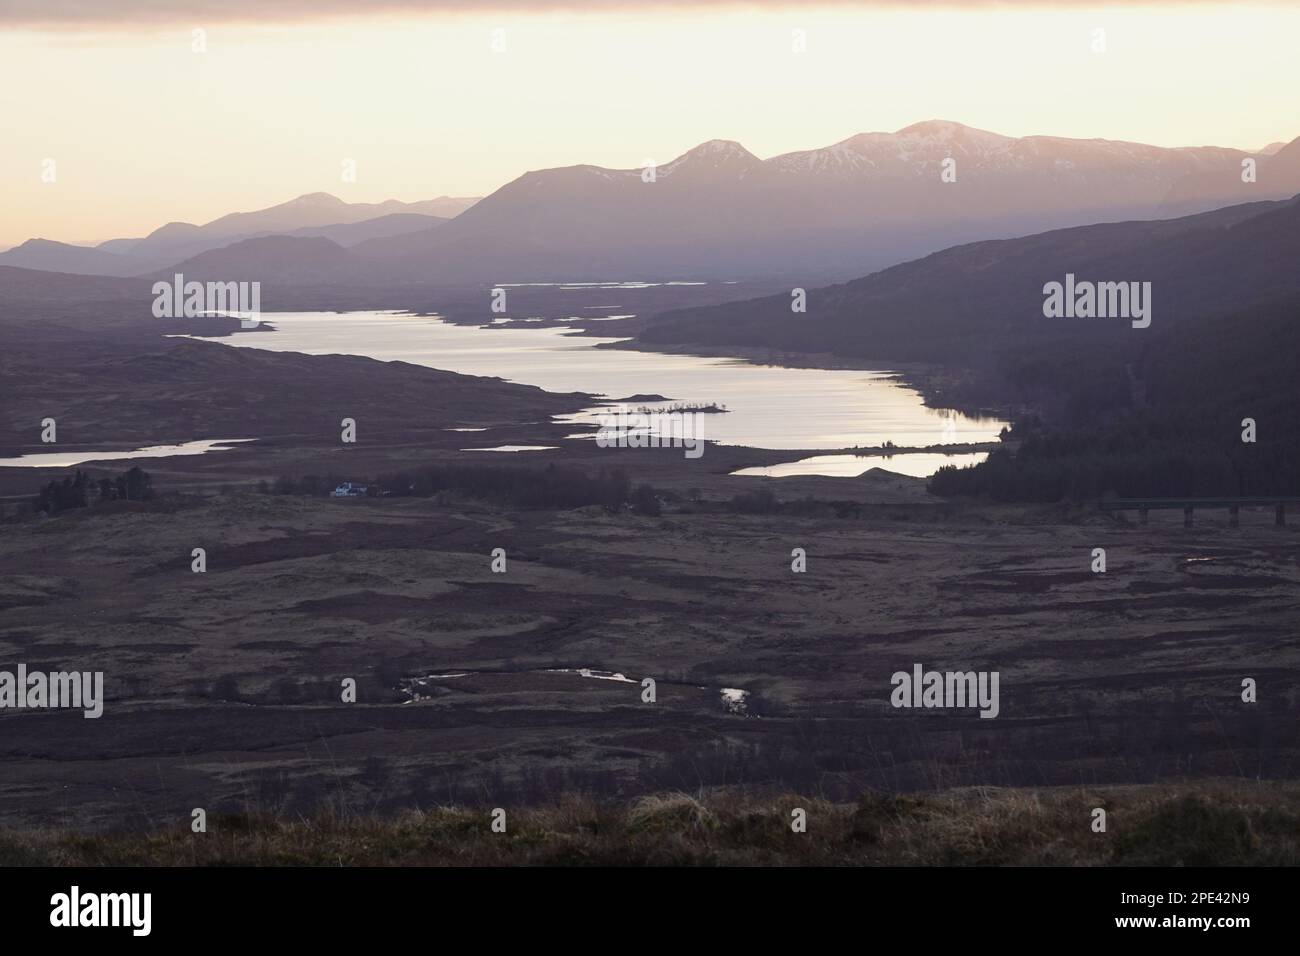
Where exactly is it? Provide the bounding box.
[2,270,1294,834]
[3,475,1296,830]
[1,107,1297,857]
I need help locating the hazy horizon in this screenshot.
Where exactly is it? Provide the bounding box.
[3,1,1298,247]
[5,117,1293,252]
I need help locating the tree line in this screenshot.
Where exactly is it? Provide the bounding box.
[34,466,154,515]
[930,294,1300,502]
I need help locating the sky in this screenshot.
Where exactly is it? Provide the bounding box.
[2,1,1298,248]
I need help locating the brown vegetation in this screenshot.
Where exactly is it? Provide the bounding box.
[3,781,1296,866]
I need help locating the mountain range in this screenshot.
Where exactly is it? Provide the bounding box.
[121,192,476,261]
[351,120,1300,283]
[3,122,1298,287]
[0,193,477,277]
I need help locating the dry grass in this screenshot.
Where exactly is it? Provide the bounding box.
[2,779,1298,866]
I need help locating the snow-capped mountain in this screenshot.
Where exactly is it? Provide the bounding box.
[657,140,765,179]
[357,121,1299,282]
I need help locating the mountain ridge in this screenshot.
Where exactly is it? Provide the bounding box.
[353,122,1300,283]
[635,192,1300,365]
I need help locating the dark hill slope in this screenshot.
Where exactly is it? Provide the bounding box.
[637,196,1300,364]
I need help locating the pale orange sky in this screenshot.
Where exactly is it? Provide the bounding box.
[2,1,1297,248]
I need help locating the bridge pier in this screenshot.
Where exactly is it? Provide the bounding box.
[1230,506,1239,527]
[1277,503,1286,526]
[1183,507,1193,528]
[1139,508,1148,525]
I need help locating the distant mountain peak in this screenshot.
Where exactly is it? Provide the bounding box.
[686,138,751,155]
[660,139,761,178]
[769,121,1015,175]
[894,120,1013,148]
[896,119,975,136]
[287,192,346,205]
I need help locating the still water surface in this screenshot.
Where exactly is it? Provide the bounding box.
[208,311,1003,476]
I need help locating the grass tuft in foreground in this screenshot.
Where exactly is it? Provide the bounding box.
[2,781,1297,866]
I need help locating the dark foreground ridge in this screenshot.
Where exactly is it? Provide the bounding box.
[3,781,1296,866]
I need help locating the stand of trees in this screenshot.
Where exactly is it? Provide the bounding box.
[34,465,154,515]
[930,295,1300,502]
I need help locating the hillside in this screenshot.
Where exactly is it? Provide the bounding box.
[128,192,476,261]
[3,782,1295,866]
[0,238,164,277]
[282,212,448,247]
[354,122,1300,282]
[633,195,1300,501]
[0,264,148,306]
[154,235,363,284]
[928,292,1300,500]
[637,195,1300,363]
